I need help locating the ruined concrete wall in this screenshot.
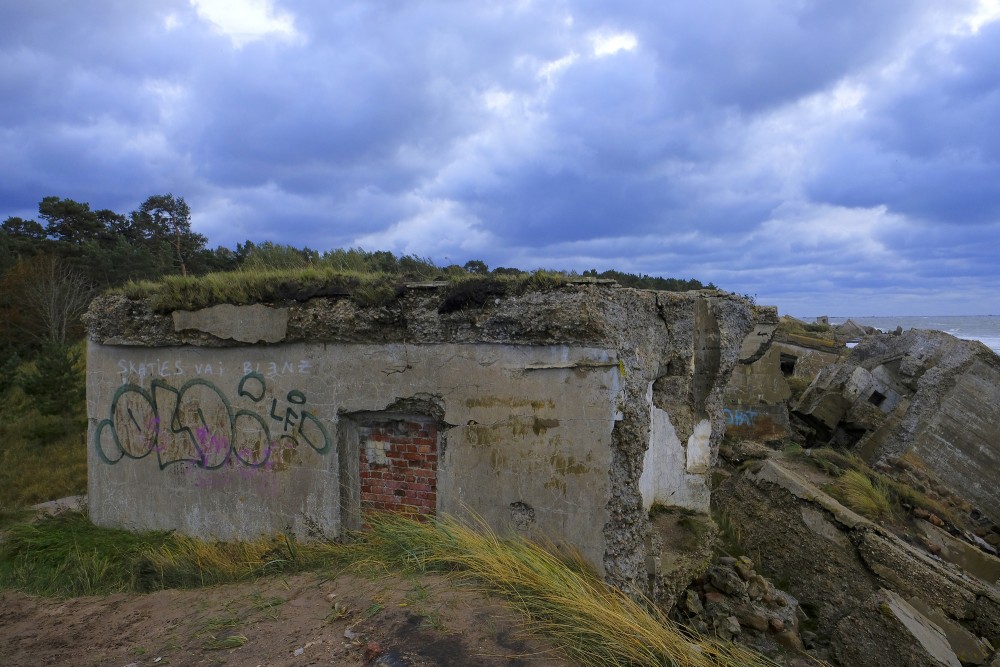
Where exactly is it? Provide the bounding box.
[714,459,1000,665]
[723,321,843,442]
[794,329,1000,520]
[85,283,757,595]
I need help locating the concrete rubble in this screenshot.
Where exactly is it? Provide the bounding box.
[793,329,1000,528]
[713,456,1000,667]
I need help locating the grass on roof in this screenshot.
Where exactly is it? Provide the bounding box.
[114,268,576,313]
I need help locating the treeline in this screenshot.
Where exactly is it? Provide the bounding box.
[2,193,715,354]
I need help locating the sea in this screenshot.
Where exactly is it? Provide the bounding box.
[821,315,1000,356]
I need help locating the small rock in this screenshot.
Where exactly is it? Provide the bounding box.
[326,592,337,601]
[364,642,384,662]
[718,556,738,566]
[293,647,305,656]
[344,628,359,641]
[723,616,742,637]
[372,650,412,667]
[769,618,785,633]
[928,513,946,527]
[704,590,727,605]
[775,629,804,651]
[747,574,772,602]
[708,566,747,596]
[736,607,769,632]
[682,589,704,616]
[914,507,930,520]
[734,556,755,581]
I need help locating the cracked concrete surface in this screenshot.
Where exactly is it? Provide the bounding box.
[86,282,762,597]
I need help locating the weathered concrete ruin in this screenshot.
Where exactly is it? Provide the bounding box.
[724,317,844,441]
[713,456,1000,667]
[794,329,1000,523]
[84,281,765,596]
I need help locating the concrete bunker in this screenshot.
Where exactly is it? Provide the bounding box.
[84,281,761,596]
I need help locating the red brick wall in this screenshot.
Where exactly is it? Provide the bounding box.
[358,419,437,516]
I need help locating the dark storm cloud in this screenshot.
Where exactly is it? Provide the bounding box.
[0,0,998,314]
[807,19,1000,225]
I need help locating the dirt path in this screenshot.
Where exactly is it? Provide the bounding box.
[0,572,573,667]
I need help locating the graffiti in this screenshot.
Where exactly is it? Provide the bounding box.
[724,408,758,427]
[95,371,331,470]
[115,357,312,381]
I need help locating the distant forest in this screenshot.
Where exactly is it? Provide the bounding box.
[1,194,715,356]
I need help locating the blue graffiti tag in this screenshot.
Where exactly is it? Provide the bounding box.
[724,408,759,427]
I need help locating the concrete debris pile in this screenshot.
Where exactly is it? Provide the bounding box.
[713,457,1000,667]
[671,556,810,661]
[792,329,1000,525]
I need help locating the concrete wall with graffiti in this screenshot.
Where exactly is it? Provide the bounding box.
[87,341,621,569]
[724,338,843,441]
[86,285,763,593]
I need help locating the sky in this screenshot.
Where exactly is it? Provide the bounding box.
[2,1,1000,317]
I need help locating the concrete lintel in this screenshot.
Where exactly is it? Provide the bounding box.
[172,303,289,343]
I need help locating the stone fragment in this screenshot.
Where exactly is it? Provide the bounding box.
[735,556,755,581]
[708,565,748,596]
[172,303,289,343]
[736,606,770,632]
[364,641,384,662]
[682,589,704,616]
[775,630,804,651]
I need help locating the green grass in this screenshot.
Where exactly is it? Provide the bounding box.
[0,511,171,596]
[829,470,892,521]
[113,266,576,313]
[0,510,325,596]
[795,448,961,527]
[0,510,778,667]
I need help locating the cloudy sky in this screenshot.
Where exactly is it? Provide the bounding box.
[2,1,999,316]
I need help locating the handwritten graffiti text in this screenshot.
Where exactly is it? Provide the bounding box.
[724,408,759,427]
[95,372,330,471]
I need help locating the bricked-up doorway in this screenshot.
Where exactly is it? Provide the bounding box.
[338,412,442,530]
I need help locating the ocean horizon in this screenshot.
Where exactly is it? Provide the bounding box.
[816,315,1000,355]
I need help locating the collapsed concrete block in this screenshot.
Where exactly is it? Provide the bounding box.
[831,589,962,667]
[793,329,1000,521]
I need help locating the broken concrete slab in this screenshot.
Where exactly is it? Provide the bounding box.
[908,596,994,666]
[917,521,1000,587]
[793,329,1000,522]
[724,315,843,442]
[172,303,289,343]
[714,455,1000,649]
[831,589,962,667]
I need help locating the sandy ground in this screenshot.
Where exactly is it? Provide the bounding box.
[0,571,574,667]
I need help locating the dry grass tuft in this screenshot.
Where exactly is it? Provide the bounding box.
[829,470,892,521]
[328,513,778,667]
